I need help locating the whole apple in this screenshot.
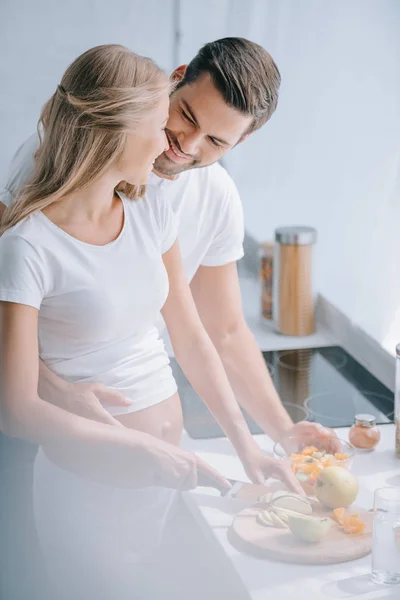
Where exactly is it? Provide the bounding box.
[315,466,359,509]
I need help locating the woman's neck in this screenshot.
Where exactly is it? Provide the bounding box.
[45,172,120,224]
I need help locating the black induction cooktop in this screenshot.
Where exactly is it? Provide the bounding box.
[174,346,394,439]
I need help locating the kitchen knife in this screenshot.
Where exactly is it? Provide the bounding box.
[197,472,269,500]
[220,479,247,498]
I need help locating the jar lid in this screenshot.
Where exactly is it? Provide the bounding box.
[259,241,274,255]
[275,226,317,246]
[354,413,377,427]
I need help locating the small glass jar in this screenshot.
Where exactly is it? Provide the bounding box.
[349,413,380,451]
[260,242,274,321]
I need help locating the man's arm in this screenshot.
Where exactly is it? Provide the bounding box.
[190,262,294,441]
[38,360,132,426]
[191,262,339,448]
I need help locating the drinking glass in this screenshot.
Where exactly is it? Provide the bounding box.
[372,487,400,585]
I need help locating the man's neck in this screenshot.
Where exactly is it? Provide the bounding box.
[151,167,179,181]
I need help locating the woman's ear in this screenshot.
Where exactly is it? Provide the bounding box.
[170,65,188,84]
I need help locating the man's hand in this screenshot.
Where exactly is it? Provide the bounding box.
[238,423,341,496]
[41,379,132,427]
[282,421,341,454]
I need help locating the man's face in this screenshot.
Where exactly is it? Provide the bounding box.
[154,72,253,178]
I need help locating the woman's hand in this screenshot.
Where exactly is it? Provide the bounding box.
[240,447,305,495]
[149,438,231,492]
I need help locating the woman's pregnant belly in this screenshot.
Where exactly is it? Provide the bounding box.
[116,392,183,445]
[44,392,183,486]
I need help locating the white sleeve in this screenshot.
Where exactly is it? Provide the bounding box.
[201,177,245,267]
[0,234,47,309]
[0,134,39,207]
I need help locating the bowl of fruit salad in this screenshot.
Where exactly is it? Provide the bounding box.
[273,434,355,496]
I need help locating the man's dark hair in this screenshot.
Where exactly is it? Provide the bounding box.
[177,37,281,135]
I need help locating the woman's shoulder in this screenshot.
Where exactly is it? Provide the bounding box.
[1,210,44,242]
[0,212,51,262]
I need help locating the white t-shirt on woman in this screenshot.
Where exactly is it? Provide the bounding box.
[0,134,245,358]
[0,189,178,415]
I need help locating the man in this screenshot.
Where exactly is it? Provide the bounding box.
[0,37,333,447]
[1,37,337,600]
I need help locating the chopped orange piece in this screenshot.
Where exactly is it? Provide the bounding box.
[345,516,360,527]
[321,457,336,467]
[297,462,317,474]
[333,509,366,534]
[301,446,319,456]
[308,463,324,482]
[342,519,365,534]
[333,508,346,524]
[334,453,350,461]
[290,453,306,461]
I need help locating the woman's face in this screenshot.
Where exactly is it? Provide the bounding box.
[117,93,170,185]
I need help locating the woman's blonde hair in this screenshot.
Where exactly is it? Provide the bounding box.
[0,44,169,235]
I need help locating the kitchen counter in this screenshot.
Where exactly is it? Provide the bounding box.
[181,424,400,600]
[239,274,338,352]
[171,271,398,599]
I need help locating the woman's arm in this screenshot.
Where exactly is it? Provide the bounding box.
[0,301,128,446]
[0,301,226,491]
[161,243,303,493]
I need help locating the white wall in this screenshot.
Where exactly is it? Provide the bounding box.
[1,0,399,350]
[179,0,400,352]
[0,0,175,181]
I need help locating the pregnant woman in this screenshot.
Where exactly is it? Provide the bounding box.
[0,45,300,599]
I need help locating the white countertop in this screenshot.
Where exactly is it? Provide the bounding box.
[239,275,338,352]
[177,274,399,599]
[181,425,400,600]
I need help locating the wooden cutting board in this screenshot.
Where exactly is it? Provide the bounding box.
[229,499,373,565]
